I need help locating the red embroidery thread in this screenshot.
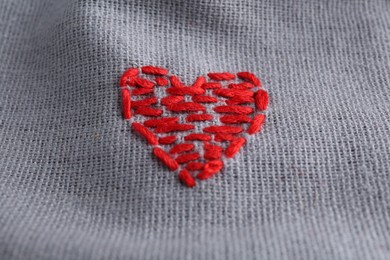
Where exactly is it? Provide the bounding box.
[178,169,196,187]
[207,72,235,81]
[121,88,131,120]
[237,71,261,86]
[119,66,269,187]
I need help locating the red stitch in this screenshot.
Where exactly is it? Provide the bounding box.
[186,114,213,122]
[144,117,178,127]
[166,87,205,96]
[184,133,212,141]
[197,160,224,180]
[131,97,158,108]
[136,78,155,89]
[153,147,179,171]
[141,66,168,75]
[176,153,201,164]
[167,102,206,112]
[178,169,196,188]
[120,77,136,87]
[204,143,223,160]
[254,90,269,111]
[225,137,246,158]
[247,114,266,135]
[155,124,195,133]
[169,76,184,88]
[225,96,254,105]
[158,136,176,144]
[121,88,131,120]
[132,88,154,96]
[214,133,235,142]
[119,67,269,187]
[237,71,261,86]
[186,162,204,171]
[134,107,163,116]
[228,82,254,89]
[220,115,252,124]
[131,122,158,145]
[121,68,139,78]
[192,76,206,88]
[161,96,184,106]
[213,89,254,98]
[169,143,194,154]
[208,72,235,81]
[120,68,138,87]
[203,125,243,134]
[192,95,218,103]
[213,105,253,114]
[155,77,169,86]
[201,82,222,89]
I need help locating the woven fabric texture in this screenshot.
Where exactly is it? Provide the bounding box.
[1,0,390,259]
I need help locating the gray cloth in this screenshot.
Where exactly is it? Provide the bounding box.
[1,0,389,259]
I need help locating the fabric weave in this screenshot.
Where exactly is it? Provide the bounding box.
[0,0,389,259]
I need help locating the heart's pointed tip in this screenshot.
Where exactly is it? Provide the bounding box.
[178,169,196,187]
[196,160,224,180]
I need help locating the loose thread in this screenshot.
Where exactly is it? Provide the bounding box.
[225,137,246,158]
[197,160,224,180]
[247,114,266,135]
[132,122,158,145]
[121,88,131,120]
[153,147,179,171]
[178,169,196,188]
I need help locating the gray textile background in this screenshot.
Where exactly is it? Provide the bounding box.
[1,0,390,259]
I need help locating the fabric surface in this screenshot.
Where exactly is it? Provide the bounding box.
[1,0,390,259]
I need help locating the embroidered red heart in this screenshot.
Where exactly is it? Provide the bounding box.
[119,66,268,187]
